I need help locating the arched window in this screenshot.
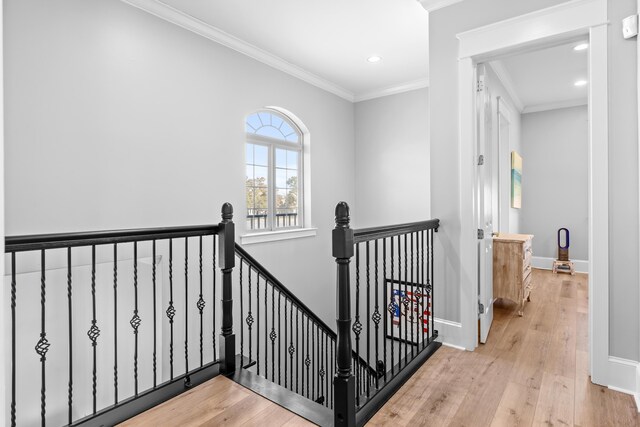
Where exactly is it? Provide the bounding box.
[245,109,303,231]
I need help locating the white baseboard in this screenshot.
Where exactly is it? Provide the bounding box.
[607,356,638,397]
[531,256,589,273]
[434,317,464,349]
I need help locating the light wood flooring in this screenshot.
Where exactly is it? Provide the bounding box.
[368,269,639,426]
[120,375,313,426]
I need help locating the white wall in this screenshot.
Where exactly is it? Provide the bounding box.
[430,0,639,360]
[4,0,356,328]
[521,106,589,261]
[354,88,430,228]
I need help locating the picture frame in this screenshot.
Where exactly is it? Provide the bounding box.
[385,279,431,346]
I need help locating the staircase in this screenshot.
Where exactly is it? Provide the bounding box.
[5,202,441,427]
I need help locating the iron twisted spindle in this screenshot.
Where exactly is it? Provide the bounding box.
[67,248,73,424]
[113,244,118,404]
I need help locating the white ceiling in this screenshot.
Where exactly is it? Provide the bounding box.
[148,0,430,101]
[489,41,589,113]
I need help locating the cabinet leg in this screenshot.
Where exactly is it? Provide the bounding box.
[527,292,531,302]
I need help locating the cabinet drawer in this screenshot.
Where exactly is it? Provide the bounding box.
[523,263,532,279]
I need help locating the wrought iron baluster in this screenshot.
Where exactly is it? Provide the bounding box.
[300,311,304,395]
[353,243,361,405]
[289,300,294,392]
[397,235,402,369]
[390,237,395,376]
[153,240,157,386]
[198,236,204,367]
[296,307,299,394]
[305,315,310,399]
[373,239,380,390]
[311,321,315,401]
[35,250,50,426]
[88,245,99,415]
[404,234,408,365]
[240,259,244,363]
[247,266,253,364]
[213,235,217,360]
[133,242,141,395]
[264,276,268,380]
[383,238,387,382]
[277,291,281,385]
[284,297,287,389]
[10,253,16,427]
[411,232,416,359]
[113,244,118,404]
[421,231,426,348]
[366,241,371,398]
[168,239,175,379]
[67,248,73,424]
[184,237,189,378]
[256,273,260,376]
[271,284,276,383]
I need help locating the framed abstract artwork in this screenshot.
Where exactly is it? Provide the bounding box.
[385,279,431,345]
[511,151,522,209]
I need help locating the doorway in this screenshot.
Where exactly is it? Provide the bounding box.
[457,0,610,386]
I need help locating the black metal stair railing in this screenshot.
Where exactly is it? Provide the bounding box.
[332,202,442,427]
[233,244,378,412]
[4,206,235,427]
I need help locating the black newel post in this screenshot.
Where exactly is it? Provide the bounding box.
[219,203,236,374]
[333,202,356,427]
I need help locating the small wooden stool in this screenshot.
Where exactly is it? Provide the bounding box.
[553,260,575,275]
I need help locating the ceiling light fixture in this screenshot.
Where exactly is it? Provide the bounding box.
[573,43,589,51]
[574,79,588,87]
[367,55,382,63]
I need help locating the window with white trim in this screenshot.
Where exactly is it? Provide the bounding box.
[245,110,303,232]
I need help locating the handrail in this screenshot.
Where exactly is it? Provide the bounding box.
[5,224,220,253]
[234,243,336,338]
[353,219,440,244]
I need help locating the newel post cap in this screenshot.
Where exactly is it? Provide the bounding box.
[335,202,351,228]
[221,203,234,222]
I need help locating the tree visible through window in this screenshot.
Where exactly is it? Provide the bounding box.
[245,110,303,231]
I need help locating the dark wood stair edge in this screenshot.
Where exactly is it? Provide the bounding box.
[355,340,442,426]
[228,363,333,426]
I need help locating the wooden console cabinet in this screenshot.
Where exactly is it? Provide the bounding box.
[493,233,534,316]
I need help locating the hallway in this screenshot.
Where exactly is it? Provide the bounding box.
[368,269,639,426]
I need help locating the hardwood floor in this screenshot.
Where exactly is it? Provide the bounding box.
[120,375,313,427]
[368,269,639,427]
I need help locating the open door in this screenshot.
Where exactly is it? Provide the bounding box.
[476,65,494,343]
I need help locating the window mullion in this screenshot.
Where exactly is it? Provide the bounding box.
[268,144,275,230]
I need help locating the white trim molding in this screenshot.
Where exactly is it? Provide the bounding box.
[434,317,464,349]
[456,0,610,391]
[418,0,464,13]
[531,256,589,273]
[120,0,355,101]
[522,98,588,114]
[636,364,640,412]
[456,0,608,60]
[487,61,524,112]
[353,78,429,103]
[240,228,317,245]
[120,0,431,104]
[607,356,638,396]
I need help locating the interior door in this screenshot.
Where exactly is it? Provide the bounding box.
[476,64,494,344]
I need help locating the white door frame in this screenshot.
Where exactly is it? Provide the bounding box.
[456,0,609,386]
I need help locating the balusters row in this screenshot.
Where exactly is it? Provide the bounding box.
[6,234,220,426]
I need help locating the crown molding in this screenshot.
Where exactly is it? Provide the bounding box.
[522,98,588,114]
[487,61,524,112]
[120,0,356,102]
[417,0,464,12]
[353,78,429,102]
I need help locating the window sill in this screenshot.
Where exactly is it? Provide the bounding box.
[240,228,317,245]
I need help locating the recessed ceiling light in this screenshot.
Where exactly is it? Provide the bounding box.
[573,43,589,51]
[367,55,382,63]
[574,79,588,87]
